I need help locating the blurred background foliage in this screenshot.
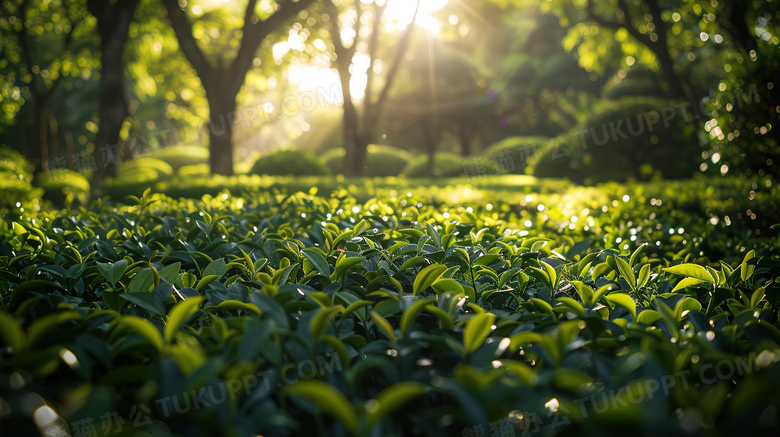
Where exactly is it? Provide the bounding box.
[0,0,777,198]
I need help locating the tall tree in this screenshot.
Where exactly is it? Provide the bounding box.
[87,0,139,193]
[0,0,88,172]
[584,0,697,108]
[324,0,418,176]
[162,0,315,175]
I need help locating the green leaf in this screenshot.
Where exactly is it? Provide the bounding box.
[570,281,594,307]
[474,254,500,266]
[556,297,585,316]
[203,259,227,278]
[605,293,637,320]
[164,296,204,343]
[454,248,470,264]
[158,262,181,284]
[740,250,756,282]
[615,256,636,289]
[397,256,426,273]
[672,277,706,292]
[637,310,663,325]
[637,264,651,288]
[206,300,262,318]
[334,254,365,278]
[367,382,428,427]
[119,315,164,351]
[96,259,128,287]
[413,263,447,295]
[530,298,555,318]
[353,219,368,236]
[463,312,496,354]
[370,310,396,342]
[310,306,344,339]
[301,248,330,276]
[629,243,648,267]
[425,222,442,249]
[430,278,464,295]
[424,305,454,330]
[750,287,766,309]
[195,275,221,291]
[121,292,165,318]
[400,297,434,336]
[283,380,358,433]
[0,310,25,353]
[662,264,715,283]
[128,267,156,292]
[342,300,372,319]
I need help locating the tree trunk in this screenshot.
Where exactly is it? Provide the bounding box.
[89,0,139,194]
[423,119,437,176]
[30,97,49,173]
[458,123,473,156]
[339,69,367,176]
[207,94,237,176]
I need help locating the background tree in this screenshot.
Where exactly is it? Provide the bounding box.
[323,0,418,176]
[162,0,315,175]
[87,0,139,193]
[0,0,94,172]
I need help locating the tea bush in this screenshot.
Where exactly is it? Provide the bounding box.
[37,169,90,206]
[152,146,209,171]
[0,177,778,437]
[251,149,330,176]
[0,146,43,208]
[483,136,550,174]
[532,98,700,183]
[403,152,465,178]
[323,144,412,177]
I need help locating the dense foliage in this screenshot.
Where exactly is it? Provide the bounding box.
[250,150,330,177]
[0,147,42,209]
[323,145,413,177]
[1,178,779,436]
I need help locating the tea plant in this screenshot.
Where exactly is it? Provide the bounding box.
[1,182,779,437]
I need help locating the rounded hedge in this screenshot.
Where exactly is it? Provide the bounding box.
[403,152,465,178]
[120,157,174,179]
[0,146,43,208]
[483,136,551,175]
[250,150,329,176]
[177,163,210,177]
[37,169,90,206]
[531,98,700,183]
[151,146,209,170]
[323,144,412,176]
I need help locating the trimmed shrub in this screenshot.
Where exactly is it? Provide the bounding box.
[103,158,174,199]
[323,144,412,176]
[37,170,90,206]
[151,146,209,170]
[483,136,551,175]
[121,157,174,179]
[177,163,210,177]
[250,150,329,176]
[531,98,700,183]
[403,152,465,178]
[321,148,345,174]
[0,146,42,208]
[602,68,667,100]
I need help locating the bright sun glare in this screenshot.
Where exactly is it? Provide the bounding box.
[284,0,448,99]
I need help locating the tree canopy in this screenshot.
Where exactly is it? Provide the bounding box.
[0,0,776,184]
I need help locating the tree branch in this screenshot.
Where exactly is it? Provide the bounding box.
[161,0,214,80]
[586,0,654,49]
[231,0,315,89]
[363,2,387,113]
[49,0,84,96]
[372,1,420,118]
